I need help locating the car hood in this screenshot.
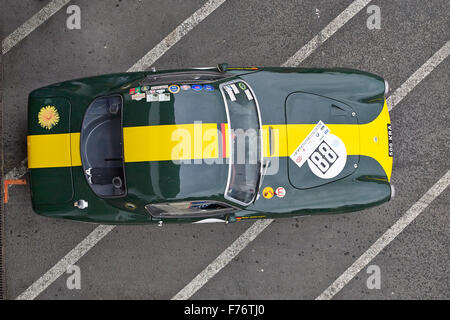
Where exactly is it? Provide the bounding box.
[284,92,360,189]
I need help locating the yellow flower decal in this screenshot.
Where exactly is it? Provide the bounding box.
[38,105,60,130]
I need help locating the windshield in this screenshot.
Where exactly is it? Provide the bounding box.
[220,80,262,205]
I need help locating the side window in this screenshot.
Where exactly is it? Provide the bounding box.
[141,71,231,86]
[145,201,237,218]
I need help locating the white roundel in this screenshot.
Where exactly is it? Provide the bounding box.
[307,134,347,179]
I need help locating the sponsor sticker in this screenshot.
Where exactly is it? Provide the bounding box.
[151,85,168,90]
[141,85,150,92]
[147,93,159,102]
[159,93,171,102]
[131,93,146,101]
[224,86,236,102]
[275,187,286,198]
[192,84,203,91]
[181,84,191,91]
[238,82,247,90]
[290,121,348,179]
[204,84,214,91]
[290,121,328,168]
[230,84,239,94]
[129,88,136,95]
[262,187,274,199]
[236,215,266,221]
[244,89,253,101]
[168,84,180,94]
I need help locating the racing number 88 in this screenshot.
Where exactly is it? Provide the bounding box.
[310,142,338,173]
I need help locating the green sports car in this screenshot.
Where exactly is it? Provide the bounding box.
[27,64,393,224]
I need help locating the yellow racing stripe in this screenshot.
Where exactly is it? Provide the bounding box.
[123,123,219,162]
[27,133,72,169]
[262,101,392,180]
[28,123,220,168]
[27,102,392,180]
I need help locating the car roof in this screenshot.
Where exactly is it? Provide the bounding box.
[121,82,230,203]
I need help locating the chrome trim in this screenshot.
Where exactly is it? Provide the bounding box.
[74,200,89,209]
[193,218,227,224]
[190,66,217,70]
[384,79,389,96]
[390,184,396,200]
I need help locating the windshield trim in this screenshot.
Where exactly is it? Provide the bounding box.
[219,79,264,206]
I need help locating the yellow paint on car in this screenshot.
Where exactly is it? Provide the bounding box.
[27,101,392,181]
[70,133,82,166]
[123,123,219,162]
[359,100,392,181]
[27,133,72,169]
[262,100,392,181]
[28,123,220,168]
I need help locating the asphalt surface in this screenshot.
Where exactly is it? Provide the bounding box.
[1,0,449,300]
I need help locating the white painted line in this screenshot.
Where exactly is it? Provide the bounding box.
[14,0,227,300]
[172,219,273,300]
[4,158,28,180]
[128,0,227,72]
[316,170,450,300]
[16,225,114,300]
[282,0,373,67]
[2,0,71,55]
[171,0,375,300]
[387,41,450,111]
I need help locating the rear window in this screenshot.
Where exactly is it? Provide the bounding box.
[81,95,126,197]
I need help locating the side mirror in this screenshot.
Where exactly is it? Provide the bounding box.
[217,63,228,73]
